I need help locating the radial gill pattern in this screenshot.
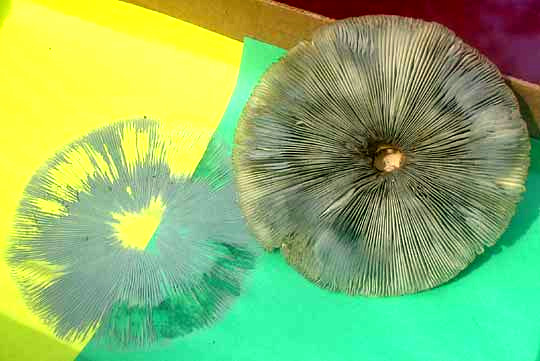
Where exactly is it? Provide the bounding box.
[8,118,257,347]
[233,15,530,296]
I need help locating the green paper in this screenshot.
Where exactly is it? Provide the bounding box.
[78,38,540,361]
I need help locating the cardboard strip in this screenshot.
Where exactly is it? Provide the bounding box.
[507,76,540,138]
[122,0,540,138]
[122,0,332,49]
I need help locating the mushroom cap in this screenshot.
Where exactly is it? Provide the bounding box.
[233,15,530,296]
[8,119,257,347]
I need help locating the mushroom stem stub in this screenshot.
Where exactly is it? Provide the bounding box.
[374,146,405,172]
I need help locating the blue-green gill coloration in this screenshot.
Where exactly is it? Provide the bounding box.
[233,16,530,297]
[8,119,257,348]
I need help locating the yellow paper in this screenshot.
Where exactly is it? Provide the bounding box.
[0,0,242,359]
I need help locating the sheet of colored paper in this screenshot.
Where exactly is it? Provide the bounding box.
[0,0,242,360]
[83,37,540,361]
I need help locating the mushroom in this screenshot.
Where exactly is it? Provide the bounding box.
[233,15,530,296]
[8,119,257,347]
